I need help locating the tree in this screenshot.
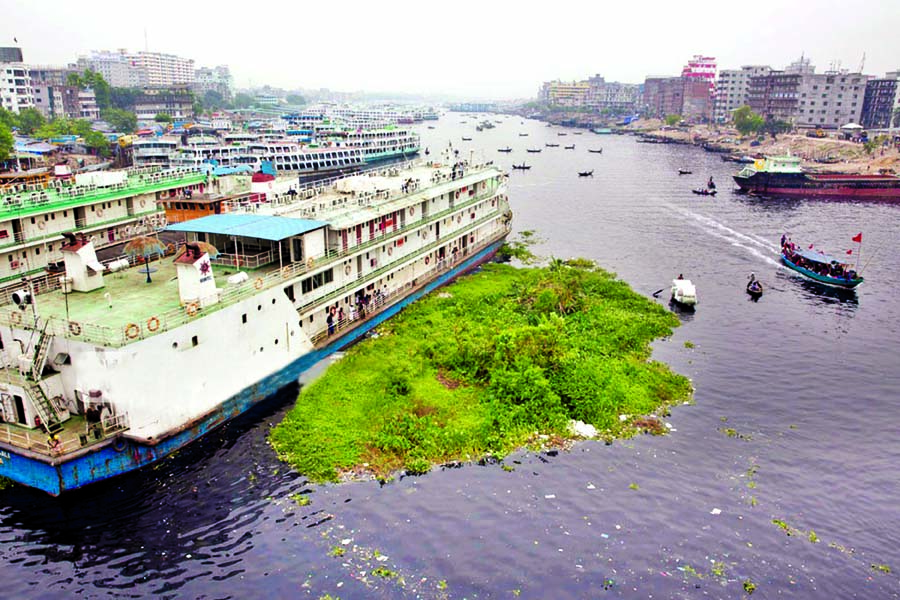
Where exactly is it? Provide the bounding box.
[893,107,900,129]
[761,118,791,140]
[83,130,111,157]
[154,113,173,123]
[0,106,16,130]
[733,105,765,136]
[191,95,203,117]
[0,122,13,162]
[233,93,255,109]
[109,87,140,111]
[286,94,306,106]
[83,70,111,110]
[101,108,137,133]
[664,114,682,127]
[17,108,46,135]
[202,89,225,111]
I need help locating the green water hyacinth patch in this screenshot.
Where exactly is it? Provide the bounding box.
[270,260,692,482]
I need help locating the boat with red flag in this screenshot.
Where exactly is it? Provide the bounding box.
[780,233,864,289]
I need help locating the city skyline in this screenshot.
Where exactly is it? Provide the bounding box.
[3,0,900,100]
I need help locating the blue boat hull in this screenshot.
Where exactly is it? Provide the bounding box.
[0,239,506,495]
[781,254,863,289]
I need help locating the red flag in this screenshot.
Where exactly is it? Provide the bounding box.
[852,233,862,243]
[846,249,853,255]
[808,244,814,249]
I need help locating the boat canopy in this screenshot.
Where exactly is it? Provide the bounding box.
[167,214,327,241]
[794,248,845,265]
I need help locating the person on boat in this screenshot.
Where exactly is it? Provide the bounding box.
[677,273,684,280]
[707,176,716,189]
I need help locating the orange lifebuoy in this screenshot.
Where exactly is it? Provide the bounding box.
[254,277,264,290]
[147,316,160,332]
[186,301,199,316]
[125,323,140,339]
[69,320,82,336]
[281,266,291,279]
[10,311,22,325]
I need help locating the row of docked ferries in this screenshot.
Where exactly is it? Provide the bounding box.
[133,125,421,179]
[0,155,511,495]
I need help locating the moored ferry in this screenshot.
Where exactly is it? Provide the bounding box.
[734,154,900,199]
[0,156,511,495]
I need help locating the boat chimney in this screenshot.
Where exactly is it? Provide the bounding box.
[174,243,219,308]
[61,234,105,292]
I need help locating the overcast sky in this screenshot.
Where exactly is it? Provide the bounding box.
[4,0,899,100]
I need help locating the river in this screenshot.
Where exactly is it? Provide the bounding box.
[1,116,899,599]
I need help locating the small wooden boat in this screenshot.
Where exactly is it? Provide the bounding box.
[671,277,698,307]
[462,137,472,141]
[578,170,593,177]
[512,164,531,170]
[746,274,763,299]
[678,169,692,175]
[526,148,542,153]
[497,147,512,153]
[781,247,863,289]
[558,132,567,136]
[588,149,603,154]
[564,145,575,150]
[692,189,717,196]
[545,143,560,147]
[573,132,583,135]
[519,133,529,137]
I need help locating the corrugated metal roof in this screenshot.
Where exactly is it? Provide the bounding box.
[167,214,327,241]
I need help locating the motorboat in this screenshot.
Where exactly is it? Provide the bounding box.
[678,169,692,175]
[564,145,575,150]
[578,170,593,177]
[692,189,717,196]
[511,164,531,170]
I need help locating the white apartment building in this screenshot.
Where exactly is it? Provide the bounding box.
[126,51,195,87]
[77,51,146,88]
[796,71,870,128]
[194,65,233,99]
[714,66,771,122]
[0,63,34,114]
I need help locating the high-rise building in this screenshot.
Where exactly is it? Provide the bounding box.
[193,65,234,100]
[0,46,34,114]
[860,71,900,129]
[77,50,146,87]
[749,58,869,128]
[79,49,195,88]
[585,75,640,113]
[538,80,591,106]
[681,55,717,89]
[714,66,771,122]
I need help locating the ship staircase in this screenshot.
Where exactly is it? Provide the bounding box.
[26,324,64,436]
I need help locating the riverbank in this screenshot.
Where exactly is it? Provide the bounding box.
[269,259,692,484]
[622,119,900,174]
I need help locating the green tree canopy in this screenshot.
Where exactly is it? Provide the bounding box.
[67,70,111,109]
[109,87,141,111]
[101,108,137,133]
[733,105,765,136]
[154,113,173,123]
[233,93,255,109]
[761,118,791,140]
[0,122,13,162]
[664,114,682,127]
[286,94,306,106]
[83,130,111,157]
[16,108,46,135]
[0,107,16,130]
[202,89,226,111]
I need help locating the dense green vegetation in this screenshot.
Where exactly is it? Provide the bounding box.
[270,259,691,483]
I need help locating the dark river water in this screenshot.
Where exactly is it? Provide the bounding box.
[3,117,900,599]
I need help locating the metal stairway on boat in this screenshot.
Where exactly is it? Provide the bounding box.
[27,325,64,435]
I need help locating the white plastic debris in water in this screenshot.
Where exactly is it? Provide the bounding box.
[545,494,556,499]
[568,420,598,438]
[587,483,596,490]
[619,414,629,422]
[710,508,722,515]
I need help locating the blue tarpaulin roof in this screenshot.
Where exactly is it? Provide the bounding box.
[167,214,327,241]
[795,248,844,265]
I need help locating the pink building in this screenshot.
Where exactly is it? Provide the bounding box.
[682,55,717,91]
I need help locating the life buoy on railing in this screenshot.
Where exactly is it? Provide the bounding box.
[457,215,462,223]
[281,266,291,279]
[69,320,82,336]
[424,256,431,265]
[306,257,314,269]
[10,311,22,325]
[125,323,140,339]
[147,316,160,332]
[186,301,200,316]
[455,191,460,199]
[422,230,428,239]
[37,220,46,231]
[408,206,415,216]
[140,198,147,208]
[387,246,393,256]
[344,264,351,275]
[254,278,264,290]
[112,436,127,452]
[96,208,104,218]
